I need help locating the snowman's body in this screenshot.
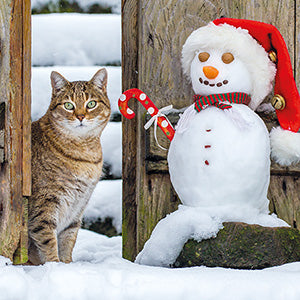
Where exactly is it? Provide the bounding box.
[168,103,270,212]
[167,41,272,212]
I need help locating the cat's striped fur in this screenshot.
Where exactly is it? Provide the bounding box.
[28,69,110,265]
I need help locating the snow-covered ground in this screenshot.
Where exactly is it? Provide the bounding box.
[1,230,300,300]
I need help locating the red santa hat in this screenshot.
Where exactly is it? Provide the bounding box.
[182,18,300,166]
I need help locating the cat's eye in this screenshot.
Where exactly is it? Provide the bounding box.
[222,52,234,64]
[198,52,210,62]
[64,102,74,110]
[87,100,97,109]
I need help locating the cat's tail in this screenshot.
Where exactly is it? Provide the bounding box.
[118,88,175,143]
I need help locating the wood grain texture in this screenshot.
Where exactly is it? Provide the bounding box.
[22,0,31,197]
[0,0,30,264]
[122,0,139,261]
[294,0,299,89]
[268,176,300,228]
[123,0,300,261]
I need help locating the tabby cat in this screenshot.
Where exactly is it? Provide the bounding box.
[29,69,111,265]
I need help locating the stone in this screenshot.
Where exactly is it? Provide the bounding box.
[174,222,300,269]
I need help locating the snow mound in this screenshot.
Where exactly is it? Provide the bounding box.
[32,14,121,66]
[101,122,122,178]
[0,256,12,267]
[136,205,289,267]
[84,180,122,233]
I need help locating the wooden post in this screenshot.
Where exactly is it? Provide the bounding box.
[0,0,31,264]
[122,0,300,261]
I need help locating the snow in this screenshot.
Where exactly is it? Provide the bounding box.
[31,0,121,14]
[84,180,122,233]
[32,14,121,66]
[31,66,121,121]
[1,230,300,300]
[136,204,288,267]
[101,122,122,178]
[168,104,271,210]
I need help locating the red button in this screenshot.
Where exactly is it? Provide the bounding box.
[205,160,209,165]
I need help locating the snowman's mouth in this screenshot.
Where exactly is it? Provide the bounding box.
[199,77,229,87]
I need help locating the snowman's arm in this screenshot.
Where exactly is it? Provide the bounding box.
[135,206,222,267]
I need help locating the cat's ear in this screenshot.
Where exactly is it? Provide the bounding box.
[90,68,107,90]
[51,71,70,92]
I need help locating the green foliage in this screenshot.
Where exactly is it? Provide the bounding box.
[32,0,112,14]
[87,4,112,14]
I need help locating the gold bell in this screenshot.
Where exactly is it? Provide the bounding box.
[268,50,277,63]
[271,94,286,110]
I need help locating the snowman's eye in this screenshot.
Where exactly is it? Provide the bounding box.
[198,52,210,62]
[222,53,234,64]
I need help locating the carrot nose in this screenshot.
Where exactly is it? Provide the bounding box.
[203,66,219,79]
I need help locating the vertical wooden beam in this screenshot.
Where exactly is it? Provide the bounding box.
[122,0,139,260]
[0,0,30,264]
[22,0,31,197]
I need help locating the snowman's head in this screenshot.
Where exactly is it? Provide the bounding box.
[190,48,252,96]
[182,22,276,110]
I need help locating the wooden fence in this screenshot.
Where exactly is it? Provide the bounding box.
[122,0,300,261]
[0,0,31,264]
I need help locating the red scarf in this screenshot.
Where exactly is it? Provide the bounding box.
[194,92,251,112]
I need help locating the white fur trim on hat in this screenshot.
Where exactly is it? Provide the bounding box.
[270,127,300,166]
[182,22,276,110]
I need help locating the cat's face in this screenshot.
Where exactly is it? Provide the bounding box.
[48,69,111,137]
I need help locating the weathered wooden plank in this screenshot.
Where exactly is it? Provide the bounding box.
[22,0,31,197]
[136,174,179,252]
[122,0,139,261]
[0,103,4,163]
[268,175,300,228]
[17,0,31,264]
[0,0,15,262]
[0,0,29,263]
[294,0,299,89]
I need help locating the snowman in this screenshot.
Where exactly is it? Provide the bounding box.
[119,18,300,267]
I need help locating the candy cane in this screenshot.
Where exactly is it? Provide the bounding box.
[118,88,175,142]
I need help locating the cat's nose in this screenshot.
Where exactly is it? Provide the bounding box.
[77,114,85,122]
